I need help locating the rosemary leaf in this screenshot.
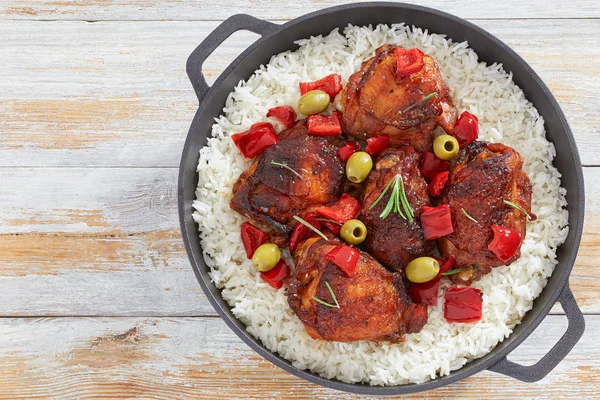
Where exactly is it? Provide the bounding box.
[312,281,340,308]
[400,92,438,114]
[392,177,401,214]
[461,208,478,224]
[394,176,407,219]
[398,175,414,222]
[271,160,304,180]
[325,282,340,308]
[293,215,328,241]
[503,199,534,221]
[442,268,467,276]
[312,297,338,308]
[316,218,342,226]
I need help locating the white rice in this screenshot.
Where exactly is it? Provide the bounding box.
[192,24,569,385]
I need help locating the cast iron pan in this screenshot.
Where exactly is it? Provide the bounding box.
[179,2,585,395]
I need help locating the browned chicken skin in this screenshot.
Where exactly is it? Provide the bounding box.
[341,45,458,151]
[360,147,434,271]
[287,237,428,342]
[438,141,532,284]
[230,120,345,246]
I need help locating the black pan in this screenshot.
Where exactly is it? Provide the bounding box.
[178,2,585,395]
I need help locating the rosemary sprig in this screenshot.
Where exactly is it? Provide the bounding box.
[293,215,328,241]
[503,199,535,221]
[380,176,404,219]
[461,208,478,224]
[400,92,438,114]
[312,281,340,308]
[371,174,413,221]
[271,160,304,180]
[442,268,467,276]
[316,218,342,226]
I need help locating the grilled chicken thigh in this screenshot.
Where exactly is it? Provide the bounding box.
[340,45,457,151]
[438,141,532,283]
[287,237,428,342]
[230,120,345,246]
[360,147,434,271]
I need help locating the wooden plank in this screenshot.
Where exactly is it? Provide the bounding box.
[0,166,597,316]
[1,0,599,21]
[0,315,597,399]
[0,19,599,167]
[0,167,179,235]
[0,230,214,316]
[0,167,209,316]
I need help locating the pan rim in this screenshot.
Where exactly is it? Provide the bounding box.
[178,2,585,395]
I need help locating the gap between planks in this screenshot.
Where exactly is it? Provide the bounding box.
[1,17,600,22]
[0,312,593,318]
[0,315,222,319]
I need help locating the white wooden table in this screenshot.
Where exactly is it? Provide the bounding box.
[1,1,599,398]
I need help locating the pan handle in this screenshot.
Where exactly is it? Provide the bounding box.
[186,14,278,102]
[487,284,585,382]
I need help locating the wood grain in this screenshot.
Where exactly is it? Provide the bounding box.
[0,167,597,316]
[0,19,599,167]
[0,315,597,399]
[0,168,178,235]
[1,0,599,20]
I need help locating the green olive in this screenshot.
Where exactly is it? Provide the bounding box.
[433,134,460,160]
[251,243,281,272]
[405,257,440,283]
[298,90,330,116]
[346,151,373,183]
[341,219,368,245]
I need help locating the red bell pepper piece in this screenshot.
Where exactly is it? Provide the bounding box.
[409,278,440,306]
[316,194,360,224]
[337,141,359,162]
[289,213,321,253]
[421,205,454,240]
[420,151,451,181]
[231,122,279,158]
[444,287,483,323]
[307,111,342,136]
[260,259,290,289]
[240,222,268,259]
[326,245,359,277]
[319,220,341,236]
[394,48,425,79]
[488,224,522,263]
[365,135,390,156]
[299,73,343,100]
[429,171,449,197]
[266,105,297,129]
[450,111,479,148]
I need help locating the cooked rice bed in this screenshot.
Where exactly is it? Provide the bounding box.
[192,24,569,385]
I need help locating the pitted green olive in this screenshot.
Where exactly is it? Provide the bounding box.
[405,257,440,283]
[345,151,373,183]
[298,90,330,116]
[341,219,368,245]
[251,243,281,272]
[433,134,460,160]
